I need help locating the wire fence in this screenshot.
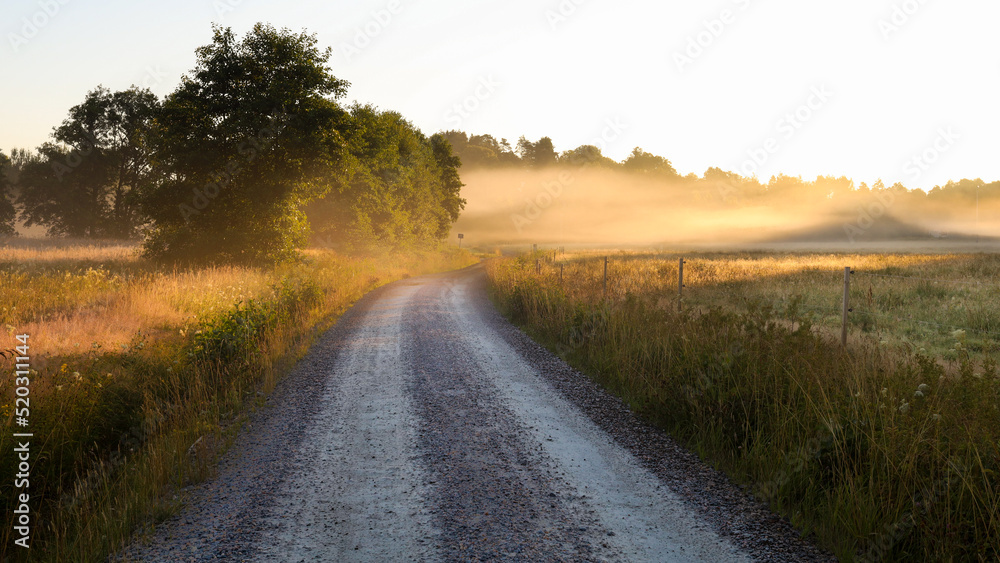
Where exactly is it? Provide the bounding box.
[524,252,1000,354]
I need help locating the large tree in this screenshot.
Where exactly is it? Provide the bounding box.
[0,151,16,235]
[16,86,159,238]
[430,133,466,229]
[305,105,465,250]
[142,24,349,264]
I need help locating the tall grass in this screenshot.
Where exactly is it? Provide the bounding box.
[488,252,1000,562]
[0,242,477,562]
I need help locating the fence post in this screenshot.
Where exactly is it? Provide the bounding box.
[603,257,608,297]
[536,259,540,275]
[678,258,685,312]
[842,266,851,347]
[560,263,564,284]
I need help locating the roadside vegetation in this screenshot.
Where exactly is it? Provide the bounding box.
[488,251,1000,562]
[0,20,477,562]
[0,239,476,562]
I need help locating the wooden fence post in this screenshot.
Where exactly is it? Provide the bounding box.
[603,257,608,297]
[842,266,851,347]
[678,258,685,312]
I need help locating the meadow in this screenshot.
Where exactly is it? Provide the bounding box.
[488,250,1000,562]
[0,238,476,562]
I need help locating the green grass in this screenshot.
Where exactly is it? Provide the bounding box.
[488,251,1000,562]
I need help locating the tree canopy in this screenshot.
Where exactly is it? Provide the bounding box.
[16,86,159,237]
[140,24,351,263]
[0,151,15,236]
[304,105,464,251]
[2,24,468,263]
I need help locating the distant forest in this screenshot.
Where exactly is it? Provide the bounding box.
[441,130,999,210]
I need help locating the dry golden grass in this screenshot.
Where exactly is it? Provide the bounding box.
[0,240,478,563]
[3,263,278,357]
[0,237,139,264]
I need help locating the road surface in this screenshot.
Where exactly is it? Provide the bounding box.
[121,266,831,562]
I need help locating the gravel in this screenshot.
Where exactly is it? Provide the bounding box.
[117,265,836,562]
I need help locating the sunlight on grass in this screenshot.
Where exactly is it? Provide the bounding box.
[0,241,478,562]
[488,251,1000,561]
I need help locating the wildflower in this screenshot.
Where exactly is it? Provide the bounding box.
[952,329,966,340]
[899,401,910,414]
[56,385,63,391]
[917,384,930,393]
[881,388,888,396]
[931,414,942,421]
[73,372,82,381]
[914,390,924,398]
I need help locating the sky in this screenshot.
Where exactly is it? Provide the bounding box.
[1,0,998,191]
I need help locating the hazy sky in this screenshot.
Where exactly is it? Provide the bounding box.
[2,0,998,190]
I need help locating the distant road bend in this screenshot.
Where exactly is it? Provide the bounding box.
[122,265,831,562]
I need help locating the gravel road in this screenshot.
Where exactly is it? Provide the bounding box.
[119,265,834,562]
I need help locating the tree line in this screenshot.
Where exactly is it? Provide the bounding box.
[441,130,1000,210]
[0,24,465,264]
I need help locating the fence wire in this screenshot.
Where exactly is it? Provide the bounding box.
[536,255,1000,347]
[853,271,990,288]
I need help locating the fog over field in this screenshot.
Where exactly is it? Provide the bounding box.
[453,166,998,250]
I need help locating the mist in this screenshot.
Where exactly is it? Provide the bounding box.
[452,166,996,251]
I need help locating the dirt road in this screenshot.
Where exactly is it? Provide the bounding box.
[121,266,830,562]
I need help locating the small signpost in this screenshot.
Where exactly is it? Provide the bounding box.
[458,233,464,248]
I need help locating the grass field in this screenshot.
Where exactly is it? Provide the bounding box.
[488,250,1000,562]
[0,238,477,562]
